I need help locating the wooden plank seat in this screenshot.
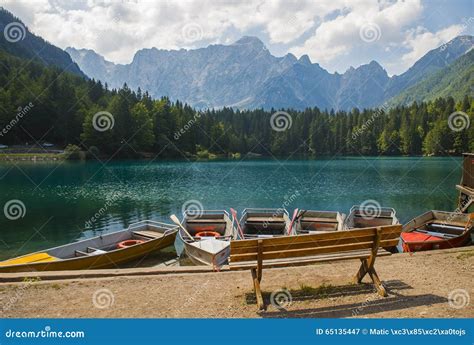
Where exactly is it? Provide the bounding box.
[229,225,402,310]
[245,217,285,223]
[300,217,338,223]
[354,214,393,219]
[133,230,164,239]
[185,219,227,224]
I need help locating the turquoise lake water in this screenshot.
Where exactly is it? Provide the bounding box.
[0,157,462,259]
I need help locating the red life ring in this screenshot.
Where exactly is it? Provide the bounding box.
[117,239,145,249]
[195,231,220,238]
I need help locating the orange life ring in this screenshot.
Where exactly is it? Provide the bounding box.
[195,231,220,238]
[117,239,145,249]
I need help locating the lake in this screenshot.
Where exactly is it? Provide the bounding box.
[0,157,462,260]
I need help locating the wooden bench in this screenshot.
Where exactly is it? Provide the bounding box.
[229,225,402,310]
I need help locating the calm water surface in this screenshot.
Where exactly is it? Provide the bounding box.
[0,157,461,259]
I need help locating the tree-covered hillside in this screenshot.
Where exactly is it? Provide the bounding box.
[0,50,472,158]
[388,49,474,106]
[0,8,85,77]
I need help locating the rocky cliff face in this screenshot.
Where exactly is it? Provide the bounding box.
[66,35,474,110]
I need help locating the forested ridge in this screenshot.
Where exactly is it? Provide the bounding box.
[0,50,472,158]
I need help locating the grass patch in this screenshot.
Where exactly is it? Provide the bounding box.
[0,153,65,161]
[292,283,335,298]
[457,250,474,260]
[23,277,41,283]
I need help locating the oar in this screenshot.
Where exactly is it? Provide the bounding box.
[288,208,299,235]
[170,214,194,240]
[230,208,245,239]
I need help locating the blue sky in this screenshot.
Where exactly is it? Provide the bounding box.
[1,0,473,75]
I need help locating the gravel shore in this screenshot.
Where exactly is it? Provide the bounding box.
[1,247,472,318]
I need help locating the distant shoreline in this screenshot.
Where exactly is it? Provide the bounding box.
[0,152,463,162]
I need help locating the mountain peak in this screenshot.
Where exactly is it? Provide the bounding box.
[233,36,265,48]
[298,54,312,65]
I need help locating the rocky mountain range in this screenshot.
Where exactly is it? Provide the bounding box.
[1,6,472,111]
[67,35,473,111]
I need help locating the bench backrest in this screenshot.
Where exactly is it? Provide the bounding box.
[229,225,402,263]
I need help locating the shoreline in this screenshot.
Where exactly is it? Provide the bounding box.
[0,153,463,162]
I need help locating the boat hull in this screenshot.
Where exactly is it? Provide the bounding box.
[184,241,230,267]
[401,210,473,253]
[401,231,471,252]
[0,230,177,273]
[178,210,234,267]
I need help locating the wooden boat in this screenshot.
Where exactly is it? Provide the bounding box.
[0,220,178,273]
[400,211,473,252]
[177,210,235,267]
[344,205,399,229]
[237,208,293,239]
[293,209,345,234]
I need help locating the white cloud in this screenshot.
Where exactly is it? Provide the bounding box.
[0,0,469,75]
[290,0,424,68]
[398,24,465,72]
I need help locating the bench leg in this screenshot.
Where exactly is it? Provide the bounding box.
[354,259,368,284]
[251,268,265,310]
[368,267,387,297]
[354,259,387,297]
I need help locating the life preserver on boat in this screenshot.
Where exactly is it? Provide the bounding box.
[117,239,145,249]
[195,231,220,238]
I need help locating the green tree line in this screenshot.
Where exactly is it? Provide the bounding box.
[0,50,472,158]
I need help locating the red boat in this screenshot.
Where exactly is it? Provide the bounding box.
[401,211,473,252]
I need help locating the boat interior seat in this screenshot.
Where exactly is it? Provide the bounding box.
[300,217,338,223]
[428,220,467,228]
[246,217,285,223]
[133,230,164,239]
[414,229,458,238]
[186,219,226,223]
[354,214,393,219]
[429,223,465,231]
[74,247,108,257]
